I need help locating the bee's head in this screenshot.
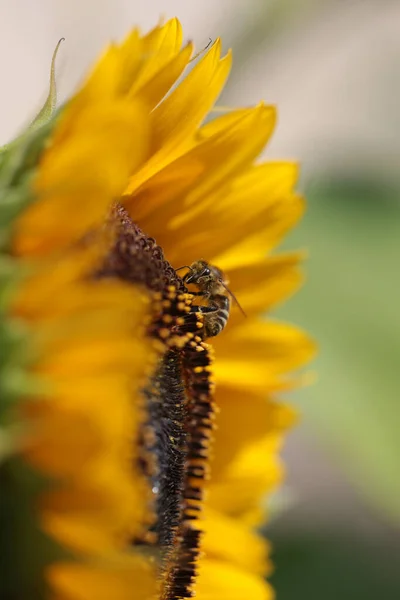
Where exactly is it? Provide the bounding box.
[183,260,226,295]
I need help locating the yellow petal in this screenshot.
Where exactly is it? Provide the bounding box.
[22,407,102,477]
[80,29,141,100]
[202,507,272,576]
[182,104,276,203]
[211,388,297,476]
[76,19,184,106]
[207,434,284,521]
[224,253,303,319]
[42,512,120,555]
[196,558,273,600]
[215,194,304,270]
[151,39,230,149]
[213,320,315,391]
[130,18,184,95]
[13,100,148,257]
[139,162,299,266]
[48,555,156,600]
[123,153,203,219]
[127,40,231,190]
[136,42,193,109]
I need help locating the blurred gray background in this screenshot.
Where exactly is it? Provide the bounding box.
[1,1,399,597]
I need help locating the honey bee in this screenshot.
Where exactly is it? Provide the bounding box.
[176,259,245,338]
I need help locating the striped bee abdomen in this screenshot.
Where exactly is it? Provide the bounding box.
[192,295,230,338]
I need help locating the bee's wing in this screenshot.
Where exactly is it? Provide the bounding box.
[220,281,246,317]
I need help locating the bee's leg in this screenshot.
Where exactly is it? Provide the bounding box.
[181,306,213,339]
[189,305,216,314]
[188,306,222,338]
[174,305,215,336]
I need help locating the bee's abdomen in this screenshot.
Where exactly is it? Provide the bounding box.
[204,295,230,338]
[204,312,227,337]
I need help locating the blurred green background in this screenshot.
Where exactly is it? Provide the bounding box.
[1,0,399,597]
[269,178,400,599]
[220,1,400,597]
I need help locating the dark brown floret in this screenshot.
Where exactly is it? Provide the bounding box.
[96,204,185,293]
[96,204,215,600]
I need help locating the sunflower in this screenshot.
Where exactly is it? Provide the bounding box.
[0,18,314,600]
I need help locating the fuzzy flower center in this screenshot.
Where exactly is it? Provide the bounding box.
[97,205,215,599]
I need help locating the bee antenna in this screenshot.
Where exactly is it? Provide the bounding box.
[175,265,192,272]
[220,280,246,318]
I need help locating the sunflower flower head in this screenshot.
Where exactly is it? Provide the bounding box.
[0,18,315,600]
